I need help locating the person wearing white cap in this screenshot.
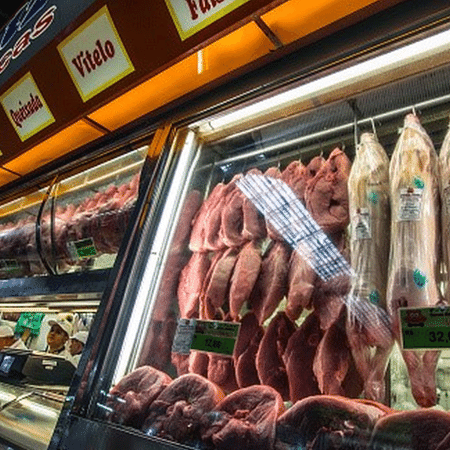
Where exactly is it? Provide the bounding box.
[0,325,28,350]
[46,316,73,358]
[68,331,88,366]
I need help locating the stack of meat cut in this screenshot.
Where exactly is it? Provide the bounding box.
[109,365,450,450]
[0,172,140,278]
[173,148,368,402]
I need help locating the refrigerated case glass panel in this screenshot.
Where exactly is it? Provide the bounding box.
[0,146,148,280]
[94,33,450,450]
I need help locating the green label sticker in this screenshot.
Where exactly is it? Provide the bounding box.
[413,269,427,289]
[190,320,240,356]
[369,290,380,305]
[0,259,20,272]
[68,238,97,259]
[368,192,378,204]
[414,177,425,189]
[400,307,450,349]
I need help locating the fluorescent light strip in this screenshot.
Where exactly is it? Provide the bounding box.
[200,27,450,133]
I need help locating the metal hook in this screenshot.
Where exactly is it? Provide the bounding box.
[412,105,417,116]
[370,117,378,139]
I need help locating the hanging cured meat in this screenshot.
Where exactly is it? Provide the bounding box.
[387,113,442,407]
[201,385,284,450]
[305,148,351,234]
[255,312,296,400]
[347,132,394,403]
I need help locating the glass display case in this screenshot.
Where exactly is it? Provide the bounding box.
[54,9,450,450]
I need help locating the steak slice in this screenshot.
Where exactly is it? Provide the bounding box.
[142,374,224,443]
[276,395,387,450]
[305,148,351,234]
[251,241,290,324]
[283,312,323,402]
[255,312,296,400]
[286,248,316,321]
[219,188,247,248]
[229,241,262,320]
[190,183,226,252]
[178,252,211,318]
[234,312,264,388]
[370,409,450,450]
[208,354,239,393]
[202,247,240,318]
[108,366,172,428]
[281,160,307,200]
[201,385,284,450]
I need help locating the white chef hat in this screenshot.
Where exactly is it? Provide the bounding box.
[71,331,88,345]
[48,317,73,337]
[0,325,14,338]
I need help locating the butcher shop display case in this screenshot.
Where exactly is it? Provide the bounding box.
[52,7,450,450]
[0,145,147,280]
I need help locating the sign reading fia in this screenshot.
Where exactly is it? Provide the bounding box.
[57,6,134,102]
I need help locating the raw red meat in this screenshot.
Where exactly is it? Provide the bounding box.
[313,306,353,396]
[370,409,450,450]
[219,188,247,248]
[201,247,240,319]
[201,385,284,450]
[251,241,290,324]
[229,241,262,320]
[286,248,316,320]
[178,252,211,318]
[305,148,351,234]
[108,366,172,428]
[255,312,296,400]
[275,395,388,450]
[208,354,239,393]
[283,312,323,402]
[234,313,264,388]
[142,374,224,443]
[281,160,307,200]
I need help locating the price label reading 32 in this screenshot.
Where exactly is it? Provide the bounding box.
[400,307,450,350]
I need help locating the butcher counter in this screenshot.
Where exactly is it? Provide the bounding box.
[0,381,66,450]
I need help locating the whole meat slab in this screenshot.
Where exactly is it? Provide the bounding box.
[387,114,442,407]
[108,366,172,428]
[255,312,296,400]
[201,385,284,450]
[305,148,351,234]
[369,409,450,450]
[142,373,224,443]
[275,395,389,450]
[283,312,323,402]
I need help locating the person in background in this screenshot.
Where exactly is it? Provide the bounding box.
[68,331,88,366]
[0,325,28,350]
[46,317,73,358]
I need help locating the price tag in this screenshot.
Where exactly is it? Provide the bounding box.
[398,188,423,221]
[67,238,97,259]
[191,320,240,356]
[0,259,20,272]
[400,306,450,350]
[171,319,196,355]
[353,208,371,240]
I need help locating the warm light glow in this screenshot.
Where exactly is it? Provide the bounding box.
[198,26,450,133]
[88,22,274,131]
[3,120,104,177]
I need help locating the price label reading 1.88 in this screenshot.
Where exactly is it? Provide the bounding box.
[400,307,450,350]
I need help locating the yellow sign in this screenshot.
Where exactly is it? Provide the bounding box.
[0,72,55,142]
[165,0,251,41]
[57,6,134,102]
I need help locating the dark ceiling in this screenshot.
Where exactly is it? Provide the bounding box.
[0,2,26,34]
